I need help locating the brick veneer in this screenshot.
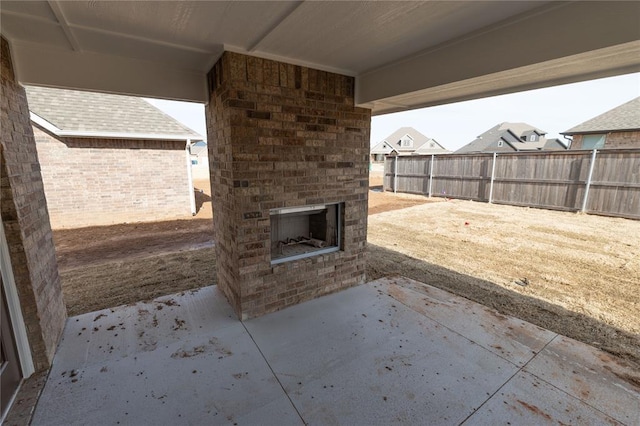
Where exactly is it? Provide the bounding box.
[33,126,192,229]
[570,131,640,150]
[206,52,371,319]
[1,36,66,371]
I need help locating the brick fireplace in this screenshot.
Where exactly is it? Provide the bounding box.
[270,203,343,264]
[206,52,371,319]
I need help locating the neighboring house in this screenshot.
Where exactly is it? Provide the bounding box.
[370,127,449,162]
[455,122,566,154]
[562,97,640,150]
[26,86,204,229]
[189,141,210,180]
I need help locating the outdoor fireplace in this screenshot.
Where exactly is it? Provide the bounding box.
[207,52,369,319]
[270,203,342,264]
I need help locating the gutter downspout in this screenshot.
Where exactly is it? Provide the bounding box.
[186,139,196,216]
[562,134,573,149]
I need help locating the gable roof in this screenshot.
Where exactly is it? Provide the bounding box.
[543,138,567,150]
[414,139,449,154]
[25,85,203,140]
[189,143,208,156]
[455,122,554,153]
[372,127,448,154]
[370,140,398,155]
[562,97,640,135]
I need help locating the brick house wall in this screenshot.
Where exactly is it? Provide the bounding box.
[206,52,371,319]
[1,36,66,371]
[570,131,640,149]
[33,126,192,229]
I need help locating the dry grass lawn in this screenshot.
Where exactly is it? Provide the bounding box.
[367,197,640,365]
[55,174,640,366]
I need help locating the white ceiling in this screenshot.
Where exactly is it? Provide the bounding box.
[2,1,639,114]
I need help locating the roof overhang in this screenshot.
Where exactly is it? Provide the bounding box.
[2,1,639,114]
[31,112,199,141]
[562,128,640,136]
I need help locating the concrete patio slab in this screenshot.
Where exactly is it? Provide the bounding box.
[31,277,639,425]
[524,335,640,425]
[469,370,622,425]
[31,287,302,425]
[378,277,557,367]
[244,282,519,425]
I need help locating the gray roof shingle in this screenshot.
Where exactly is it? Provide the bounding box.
[25,85,202,139]
[562,97,640,135]
[455,122,555,153]
[371,127,448,154]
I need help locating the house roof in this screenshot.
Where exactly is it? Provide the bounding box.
[455,122,554,154]
[370,140,398,155]
[543,138,567,150]
[562,97,640,135]
[25,85,203,140]
[498,122,546,136]
[190,143,208,156]
[413,141,450,154]
[372,127,448,154]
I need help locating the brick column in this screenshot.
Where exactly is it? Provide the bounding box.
[206,52,370,319]
[1,36,66,371]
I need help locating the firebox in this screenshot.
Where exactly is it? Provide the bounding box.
[270,203,342,264]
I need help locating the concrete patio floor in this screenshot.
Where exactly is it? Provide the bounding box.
[32,277,639,425]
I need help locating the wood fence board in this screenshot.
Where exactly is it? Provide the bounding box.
[381,149,639,219]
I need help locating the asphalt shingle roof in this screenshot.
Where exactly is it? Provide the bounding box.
[455,122,553,153]
[562,97,640,135]
[371,127,448,154]
[25,85,202,139]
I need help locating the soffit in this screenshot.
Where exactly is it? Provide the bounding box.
[1,1,639,113]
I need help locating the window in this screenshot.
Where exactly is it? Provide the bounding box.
[530,134,537,142]
[497,140,504,147]
[400,134,413,148]
[191,159,198,165]
[582,134,606,149]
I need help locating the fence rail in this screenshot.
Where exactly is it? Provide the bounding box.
[383,149,640,220]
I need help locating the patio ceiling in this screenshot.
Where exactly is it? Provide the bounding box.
[1,1,639,114]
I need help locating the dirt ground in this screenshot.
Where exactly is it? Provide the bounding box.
[53,173,640,366]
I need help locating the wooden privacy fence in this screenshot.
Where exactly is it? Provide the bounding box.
[383,149,640,219]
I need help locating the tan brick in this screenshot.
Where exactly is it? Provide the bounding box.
[1,36,66,371]
[206,51,370,319]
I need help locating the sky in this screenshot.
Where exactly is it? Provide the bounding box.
[146,72,640,152]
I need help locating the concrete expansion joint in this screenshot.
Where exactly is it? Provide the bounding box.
[240,320,307,424]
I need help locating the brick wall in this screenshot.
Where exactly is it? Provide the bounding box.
[1,36,66,371]
[33,126,192,228]
[571,131,640,149]
[206,52,371,319]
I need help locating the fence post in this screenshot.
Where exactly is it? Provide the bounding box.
[393,156,398,193]
[428,154,434,197]
[581,149,598,212]
[488,152,497,203]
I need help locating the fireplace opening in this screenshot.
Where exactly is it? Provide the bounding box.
[270,203,342,264]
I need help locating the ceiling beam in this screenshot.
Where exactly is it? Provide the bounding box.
[47,1,82,52]
[12,41,208,103]
[366,41,640,116]
[357,1,640,114]
[247,1,305,52]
